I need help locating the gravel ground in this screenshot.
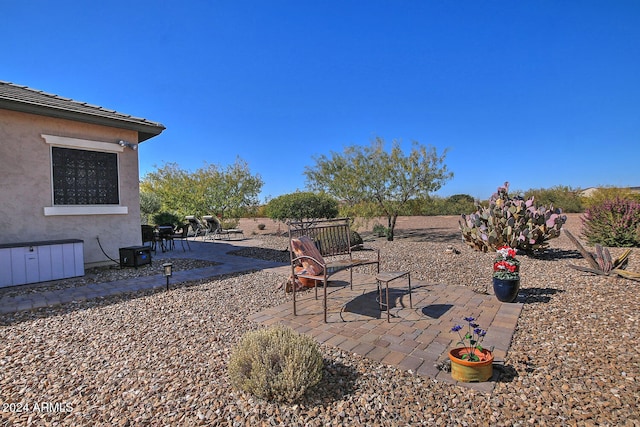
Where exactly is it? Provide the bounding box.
[1,215,639,426]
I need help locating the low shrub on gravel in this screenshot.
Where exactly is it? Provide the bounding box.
[228,325,323,403]
[582,197,640,247]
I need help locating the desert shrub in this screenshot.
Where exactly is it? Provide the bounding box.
[372,223,388,237]
[581,197,640,247]
[444,194,478,215]
[459,182,567,253]
[581,187,640,209]
[152,211,180,227]
[221,218,239,229]
[252,204,267,217]
[228,326,323,403]
[524,185,583,213]
[406,195,477,216]
[350,230,363,246]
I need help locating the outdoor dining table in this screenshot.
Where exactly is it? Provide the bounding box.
[155,226,174,252]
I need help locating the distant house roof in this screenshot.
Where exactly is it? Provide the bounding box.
[0,81,165,142]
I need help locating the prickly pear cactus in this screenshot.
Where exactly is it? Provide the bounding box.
[459,182,567,253]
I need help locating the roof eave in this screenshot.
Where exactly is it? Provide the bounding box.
[0,99,166,142]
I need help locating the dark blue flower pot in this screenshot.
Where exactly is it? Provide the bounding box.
[492,278,520,302]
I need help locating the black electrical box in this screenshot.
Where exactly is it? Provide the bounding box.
[119,246,152,268]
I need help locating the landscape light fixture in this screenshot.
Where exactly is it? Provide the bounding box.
[118,140,137,150]
[163,263,173,290]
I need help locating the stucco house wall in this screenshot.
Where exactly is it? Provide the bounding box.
[0,82,164,269]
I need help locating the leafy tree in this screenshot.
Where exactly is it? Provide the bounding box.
[305,137,452,240]
[140,158,263,220]
[265,192,338,223]
[140,162,198,218]
[139,191,162,224]
[194,158,264,220]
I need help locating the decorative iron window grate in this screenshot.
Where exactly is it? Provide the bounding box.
[52,147,119,205]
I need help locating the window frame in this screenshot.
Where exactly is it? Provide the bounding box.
[42,134,129,216]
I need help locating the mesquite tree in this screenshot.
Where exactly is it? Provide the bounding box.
[305,137,452,240]
[140,158,263,220]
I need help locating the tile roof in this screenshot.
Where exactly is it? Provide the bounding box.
[0,81,165,142]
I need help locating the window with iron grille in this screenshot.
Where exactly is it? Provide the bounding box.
[52,147,119,205]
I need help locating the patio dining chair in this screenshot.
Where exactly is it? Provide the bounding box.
[141,225,156,252]
[156,225,174,251]
[170,224,192,251]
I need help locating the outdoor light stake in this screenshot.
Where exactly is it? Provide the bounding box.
[163,263,173,291]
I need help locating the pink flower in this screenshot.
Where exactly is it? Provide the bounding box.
[497,246,516,259]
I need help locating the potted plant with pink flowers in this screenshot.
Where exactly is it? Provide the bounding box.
[492,245,520,302]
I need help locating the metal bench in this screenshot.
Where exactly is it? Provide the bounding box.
[288,217,380,322]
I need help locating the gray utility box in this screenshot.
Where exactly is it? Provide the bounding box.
[0,239,84,288]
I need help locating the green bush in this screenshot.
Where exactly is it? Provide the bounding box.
[152,211,180,227]
[372,223,388,237]
[581,197,640,247]
[265,192,339,223]
[220,218,239,229]
[444,194,478,215]
[228,326,323,403]
[350,230,363,246]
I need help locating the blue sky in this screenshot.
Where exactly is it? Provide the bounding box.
[3,1,639,201]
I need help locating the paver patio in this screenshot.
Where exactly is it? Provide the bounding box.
[250,269,523,393]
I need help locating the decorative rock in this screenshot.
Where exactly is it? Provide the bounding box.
[0,216,637,425]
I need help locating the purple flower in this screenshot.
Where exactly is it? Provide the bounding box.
[452,316,489,362]
[474,328,487,337]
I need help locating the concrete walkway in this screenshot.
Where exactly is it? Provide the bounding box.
[0,237,286,314]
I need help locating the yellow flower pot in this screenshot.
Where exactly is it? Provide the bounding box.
[448,348,494,382]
